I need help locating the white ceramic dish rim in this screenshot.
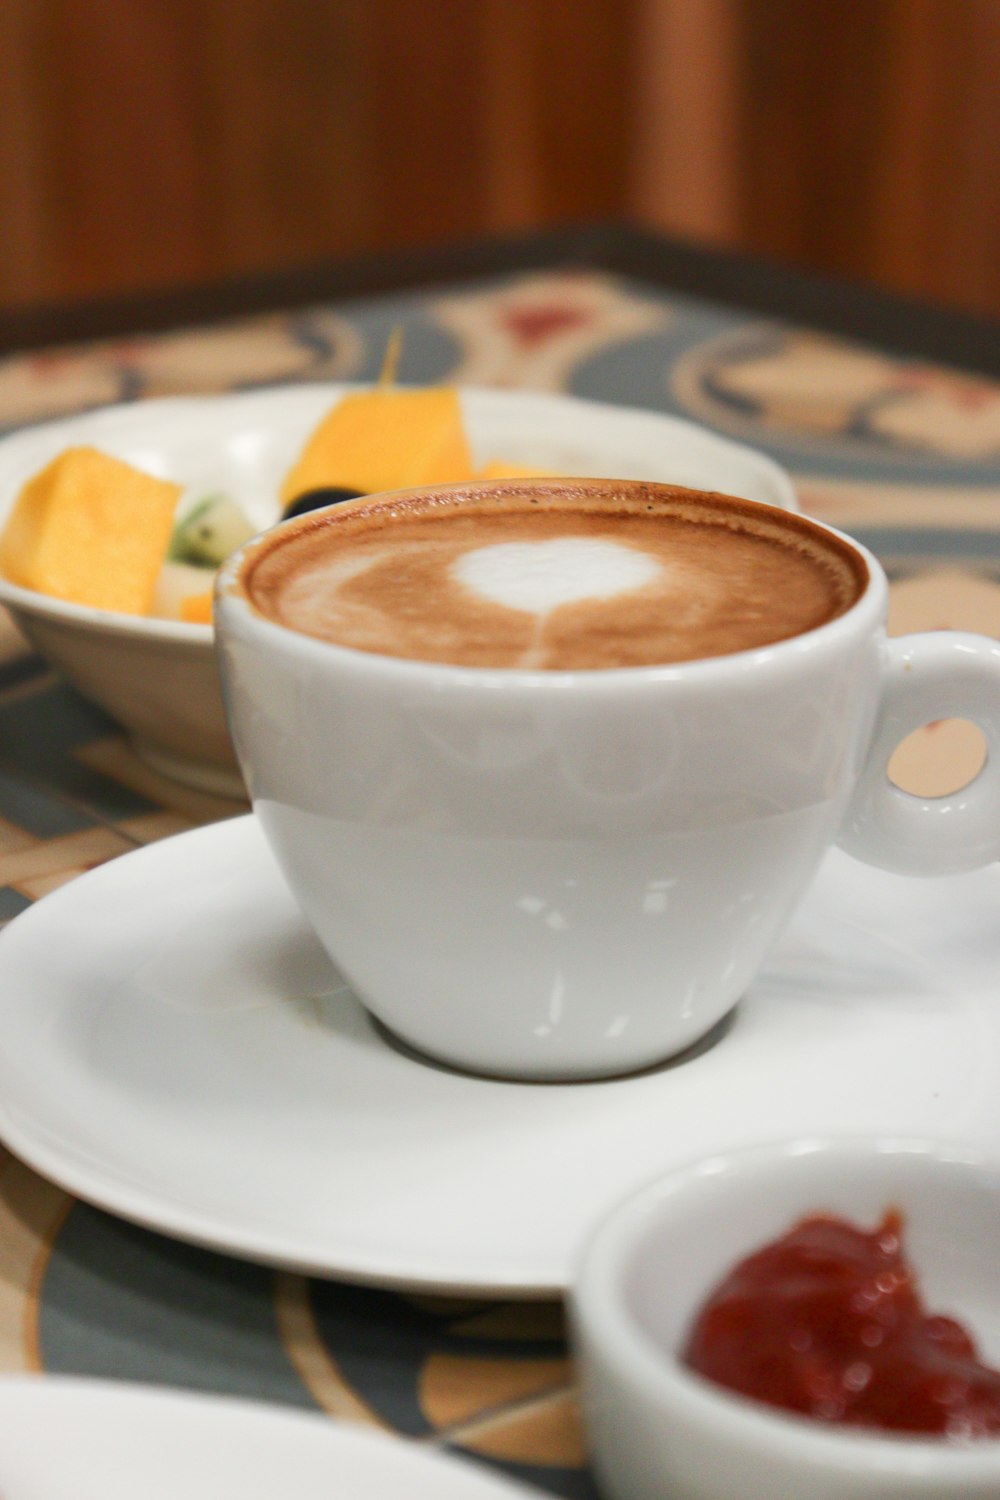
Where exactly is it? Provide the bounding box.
[0,383,797,644]
[0,1374,533,1498]
[2,816,1000,1295]
[572,1135,1000,1480]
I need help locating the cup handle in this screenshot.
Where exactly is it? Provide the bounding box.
[839,632,1000,876]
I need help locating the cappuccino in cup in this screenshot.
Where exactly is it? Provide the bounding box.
[243,480,865,670]
[217,478,1000,1081]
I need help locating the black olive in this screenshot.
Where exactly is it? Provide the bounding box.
[281,486,364,521]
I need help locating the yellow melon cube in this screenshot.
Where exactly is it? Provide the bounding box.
[179,589,214,624]
[0,446,181,615]
[280,387,474,504]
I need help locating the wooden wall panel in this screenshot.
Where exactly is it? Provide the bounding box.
[630,0,740,243]
[0,0,635,313]
[866,0,1000,316]
[365,0,490,245]
[0,2,53,305]
[525,0,632,222]
[733,0,898,274]
[0,1,996,320]
[634,0,1000,319]
[0,0,384,303]
[198,0,377,271]
[37,0,210,297]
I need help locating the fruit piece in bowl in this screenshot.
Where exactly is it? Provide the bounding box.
[279,383,473,505]
[0,446,180,615]
[275,382,551,520]
[155,494,258,625]
[0,433,249,798]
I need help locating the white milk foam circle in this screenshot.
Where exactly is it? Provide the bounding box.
[452,537,663,614]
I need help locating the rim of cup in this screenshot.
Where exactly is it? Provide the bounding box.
[217,478,885,687]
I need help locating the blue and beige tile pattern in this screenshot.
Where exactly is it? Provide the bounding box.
[0,268,998,1496]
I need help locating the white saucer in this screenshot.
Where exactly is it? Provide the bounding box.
[1,815,999,1296]
[0,1377,531,1500]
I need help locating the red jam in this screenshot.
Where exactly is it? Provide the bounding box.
[683,1210,1000,1439]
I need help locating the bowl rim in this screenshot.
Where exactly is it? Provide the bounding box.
[570,1134,1000,1476]
[0,383,797,644]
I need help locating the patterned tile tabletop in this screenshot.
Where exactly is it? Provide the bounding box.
[0,261,999,1497]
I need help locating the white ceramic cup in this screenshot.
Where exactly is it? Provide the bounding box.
[215,479,1000,1081]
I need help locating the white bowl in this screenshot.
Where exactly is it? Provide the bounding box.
[571,1138,1000,1500]
[0,384,797,795]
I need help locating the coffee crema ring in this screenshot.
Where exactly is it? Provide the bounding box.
[243,479,866,672]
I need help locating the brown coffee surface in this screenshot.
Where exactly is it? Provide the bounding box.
[243,480,866,670]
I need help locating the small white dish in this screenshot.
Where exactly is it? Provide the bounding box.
[571,1137,1000,1499]
[0,384,796,793]
[2,816,1000,1295]
[0,1375,531,1500]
